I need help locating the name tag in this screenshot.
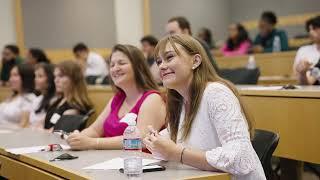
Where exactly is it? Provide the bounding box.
[50,113,61,124]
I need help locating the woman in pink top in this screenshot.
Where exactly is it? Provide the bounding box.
[221,23,252,57]
[67,44,166,150]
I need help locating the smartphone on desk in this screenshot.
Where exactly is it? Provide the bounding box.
[119,165,166,173]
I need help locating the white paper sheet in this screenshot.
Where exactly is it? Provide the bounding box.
[0,129,14,134]
[83,157,160,170]
[6,144,70,155]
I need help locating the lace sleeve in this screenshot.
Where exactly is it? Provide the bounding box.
[204,83,257,175]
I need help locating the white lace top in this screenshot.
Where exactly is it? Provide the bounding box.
[161,82,266,180]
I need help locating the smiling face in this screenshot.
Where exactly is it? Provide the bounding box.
[109,51,135,89]
[155,43,195,89]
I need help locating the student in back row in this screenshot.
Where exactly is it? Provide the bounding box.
[67,44,166,150]
[140,35,161,83]
[73,43,108,84]
[294,15,320,85]
[197,27,215,49]
[253,11,289,53]
[25,48,50,65]
[0,45,23,86]
[221,23,252,56]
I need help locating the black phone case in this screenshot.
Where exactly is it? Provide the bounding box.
[55,153,78,160]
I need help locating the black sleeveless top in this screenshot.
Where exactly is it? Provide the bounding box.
[44,98,77,129]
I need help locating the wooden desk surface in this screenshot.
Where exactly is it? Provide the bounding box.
[238,85,320,164]
[238,85,320,98]
[0,129,230,180]
[258,76,297,85]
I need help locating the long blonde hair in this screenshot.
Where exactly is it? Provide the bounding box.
[55,61,92,113]
[154,34,254,142]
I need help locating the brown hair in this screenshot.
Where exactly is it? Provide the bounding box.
[168,16,192,35]
[108,44,159,92]
[55,61,92,113]
[154,34,254,142]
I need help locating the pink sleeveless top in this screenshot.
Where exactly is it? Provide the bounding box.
[103,90,159,137]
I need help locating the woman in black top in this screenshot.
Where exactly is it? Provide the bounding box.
[44,61,92,130]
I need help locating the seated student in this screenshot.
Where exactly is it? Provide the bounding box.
[25,48,50,65]
[197,27,215,49]
[20,63,56,128]
[144,34,266,180]
[253,11,289,53]
[0,45,23,86]
[294,16,320,85]
[73,43,108,84]
[166,16,219,72]
[0,64,36,128]
[66,44,166,150]
[44,61,92,130]
[140,35,161,83]
[221,23,252,56]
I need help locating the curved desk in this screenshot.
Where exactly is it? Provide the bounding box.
[0,129,230,180]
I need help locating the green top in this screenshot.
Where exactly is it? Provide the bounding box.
[254,29,289,53]
[1,56,23,82]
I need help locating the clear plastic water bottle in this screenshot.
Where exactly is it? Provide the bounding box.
[247,55,256,69]
[121,113,142,177]
[273,36,281,52]
[310,67,320,81]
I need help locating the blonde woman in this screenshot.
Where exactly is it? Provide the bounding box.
[144,34,266,180]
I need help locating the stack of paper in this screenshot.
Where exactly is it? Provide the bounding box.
[6,144,70,155]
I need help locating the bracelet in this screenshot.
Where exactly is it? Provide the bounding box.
[180,147,186,164]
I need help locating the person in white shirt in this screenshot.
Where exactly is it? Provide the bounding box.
[20,63,57,128]
[0,64,36,129]
[143,34,266,180]
[73,43,108,84]
[294,16,320,85]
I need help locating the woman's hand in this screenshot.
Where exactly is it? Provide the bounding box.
[296,59,312,74]
[66,130,95,150]
[143,126,182,161]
